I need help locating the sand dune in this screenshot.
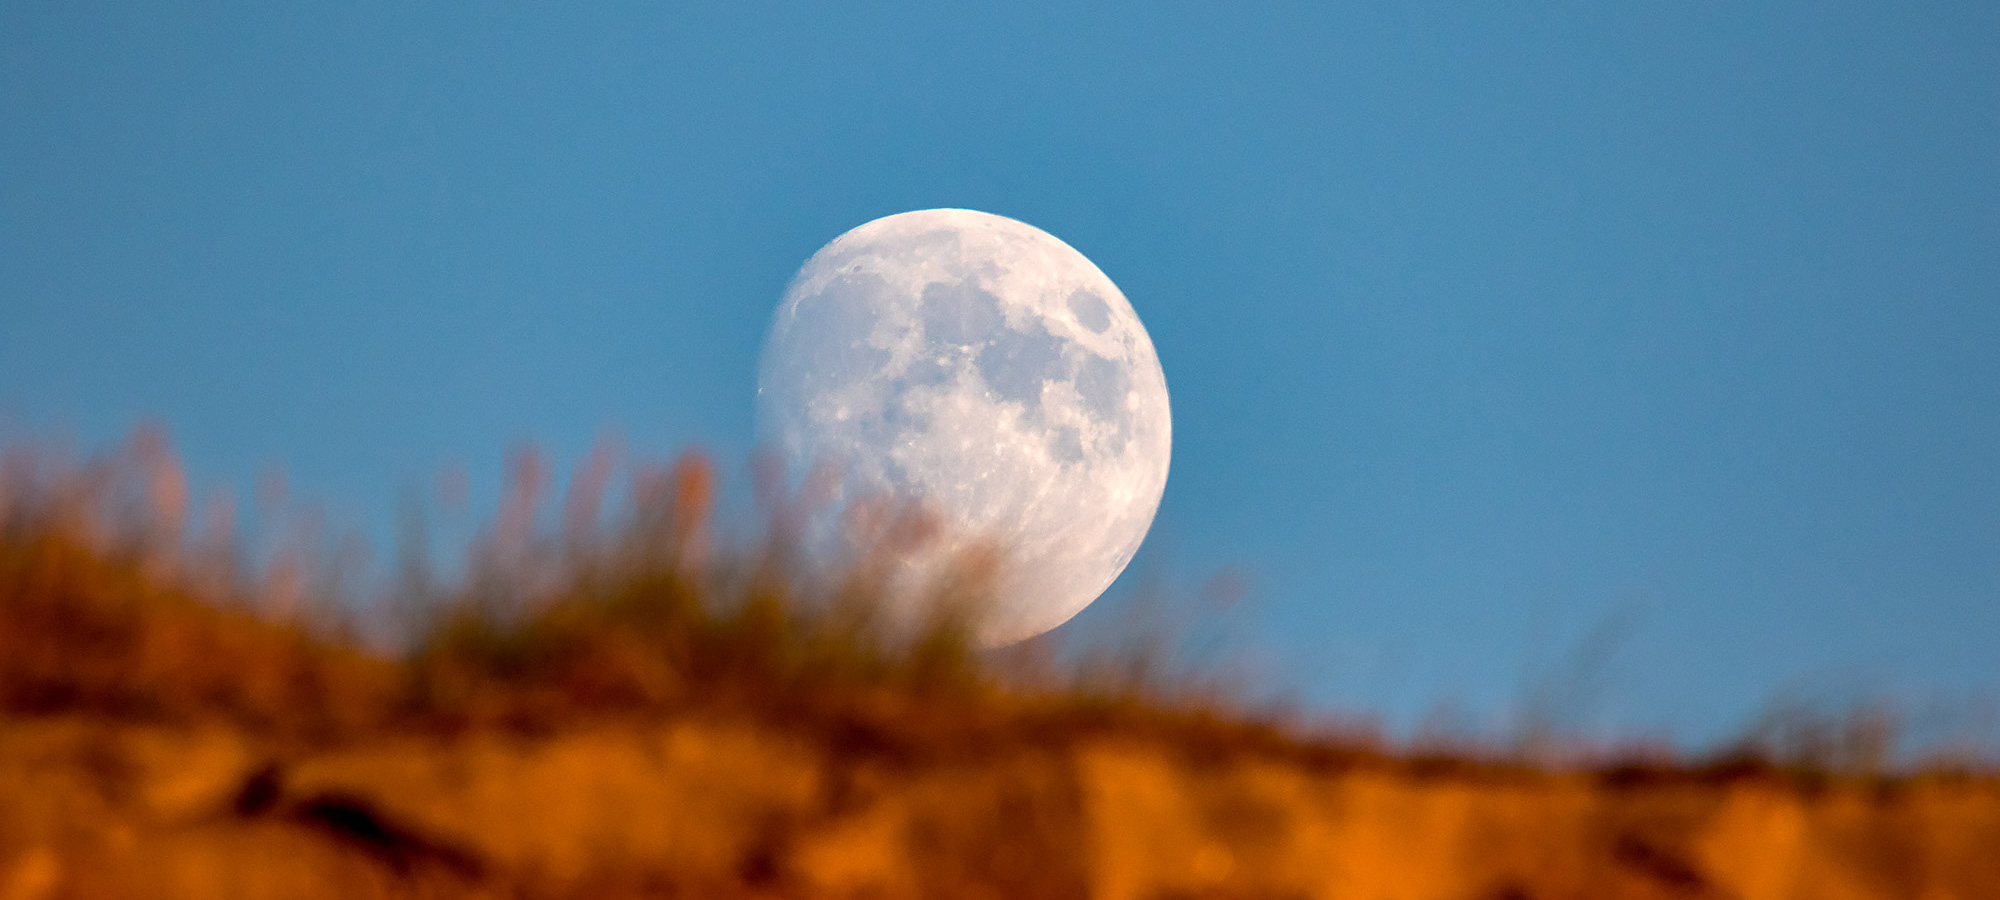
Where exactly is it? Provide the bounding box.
[3,438,1995,898]
[4,714,1997,899]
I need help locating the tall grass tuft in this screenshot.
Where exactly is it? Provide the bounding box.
[0,428,390,735]
[10,428,1982,777]
[0,429,1328,767]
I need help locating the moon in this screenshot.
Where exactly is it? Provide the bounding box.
[756,209,1171,644]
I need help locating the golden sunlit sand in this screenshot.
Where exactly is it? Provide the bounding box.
[2,432,1995,899]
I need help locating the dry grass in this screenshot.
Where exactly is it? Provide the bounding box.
[0,431,391,735]
[0,430,1346,761]
[1,429,1995,899]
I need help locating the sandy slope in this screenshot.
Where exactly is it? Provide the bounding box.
[3,716,1995,900]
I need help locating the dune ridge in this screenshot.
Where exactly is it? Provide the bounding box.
[1,432,1994,899]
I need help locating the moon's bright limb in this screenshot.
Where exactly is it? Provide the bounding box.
[756,209,1171,644]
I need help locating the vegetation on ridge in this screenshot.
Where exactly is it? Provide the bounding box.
[0,428,1329,763]
[2,429,1997,899]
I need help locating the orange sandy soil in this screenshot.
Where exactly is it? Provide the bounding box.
[5,713,2000,899]
[3,439,1996,899]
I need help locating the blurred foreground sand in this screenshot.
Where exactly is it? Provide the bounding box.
[4,438,1996,899]
[3,714,1996,899]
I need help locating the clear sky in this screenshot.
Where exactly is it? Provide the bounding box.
[4,2,1995,744]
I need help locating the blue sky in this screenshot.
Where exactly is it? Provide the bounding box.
[4,1,1996,743]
